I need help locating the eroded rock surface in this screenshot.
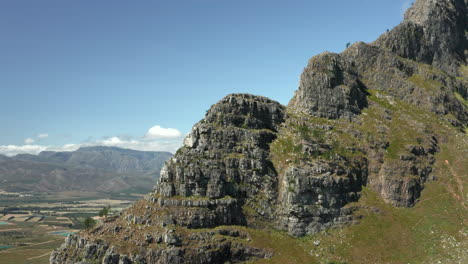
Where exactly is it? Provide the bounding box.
[374,0,467,75]
[288,52,369,120]
[52,0,467,263]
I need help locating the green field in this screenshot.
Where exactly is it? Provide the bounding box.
[0,220,65,264]
[0,191,144,264]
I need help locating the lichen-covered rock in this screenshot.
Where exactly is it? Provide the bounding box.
[52,0,467,263]
[343,41,468,124]
[50,231,272,264]
[51,94,283,264]
[369,137,439,207]
[288,52,368,120]
[269,113,368,236]
[156,93,285,222]
[374,0,467,75]
[276,162,365,236]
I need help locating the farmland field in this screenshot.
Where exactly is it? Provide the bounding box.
[0,190,144,264]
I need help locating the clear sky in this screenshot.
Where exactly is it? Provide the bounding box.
[0,0,413,155]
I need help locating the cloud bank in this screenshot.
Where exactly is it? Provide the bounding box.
[0,125,184,156]
[0,144,48,156]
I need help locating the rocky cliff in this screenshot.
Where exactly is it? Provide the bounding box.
[51,0,468,263]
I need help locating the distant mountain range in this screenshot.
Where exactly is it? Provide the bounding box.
[0,146,172,193]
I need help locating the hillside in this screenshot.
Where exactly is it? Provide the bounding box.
[0,147,172,193]
[51,0,467,263]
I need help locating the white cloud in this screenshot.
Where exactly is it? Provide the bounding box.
[96,136,182,153]
[144,125,182,140]
[37,133,49,138]
[102,137,124,145]
[0,144,48,156]
[0,125,184,156]
[24,138,35,144]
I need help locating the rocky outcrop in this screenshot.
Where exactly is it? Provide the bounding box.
[51,94,284,264]
[157,93,285,222]
[343,41,468,125]
[276,158,366,236]
[288,52,369,120]
[374,0,467,75]
[270,113,368,236]
[52,0,468,263]
[367,135,440,207]
[50,228,272,264]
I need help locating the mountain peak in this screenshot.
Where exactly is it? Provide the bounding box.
[50,1,468,263]
[374,0,467,74]
[404,0,466,25]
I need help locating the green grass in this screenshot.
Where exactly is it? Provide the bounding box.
[454,92,468,108]
[270,133,303,174]
[264,81,467,263]
[306,177,466,263]
[246,227,318,264]
[279,100,467,263]
[0,222,65,264]
[0,239,64,264]
[407,74,442,93]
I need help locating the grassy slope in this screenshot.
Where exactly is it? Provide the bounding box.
[55,67,467,264]
[245,87,467,263]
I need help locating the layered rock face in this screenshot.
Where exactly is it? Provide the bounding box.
[272,113,368,236]
[288,52,369,120]
[51,94,285,264]
[288,0,467,207]
[155,93,285,225]
[343,42,468,124]
[375,0,467,75]
[52,0,467,263]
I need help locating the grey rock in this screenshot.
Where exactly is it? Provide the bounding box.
[50,1,468,264]
[288,52,369,120]
[374,0,467,75]
[163,233,181,246]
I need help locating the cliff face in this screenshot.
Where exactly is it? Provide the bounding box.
[288,52,369,120]
[51,0,468,263]
[375,0,467,75]
[51,94,284,264]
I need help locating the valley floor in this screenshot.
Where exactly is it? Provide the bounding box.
[0,191,145,264]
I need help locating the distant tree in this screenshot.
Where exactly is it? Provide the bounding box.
[99,205,111,219]
[83,217,96,229]
[346,42,351,48]
[386,29,390,32]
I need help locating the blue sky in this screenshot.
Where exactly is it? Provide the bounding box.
[0,0,412,155]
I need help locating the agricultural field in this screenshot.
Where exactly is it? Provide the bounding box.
[0,190,144,264]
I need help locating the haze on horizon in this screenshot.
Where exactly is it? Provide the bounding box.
[0,0,412,156]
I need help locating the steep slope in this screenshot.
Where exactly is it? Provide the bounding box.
[51,0,467,263]
[0,147,172,193]
[52,94,285,263]
[374,0,467,75]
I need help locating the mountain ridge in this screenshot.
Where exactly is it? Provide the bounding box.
[51,0,467,263]
[0,146,172,193]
